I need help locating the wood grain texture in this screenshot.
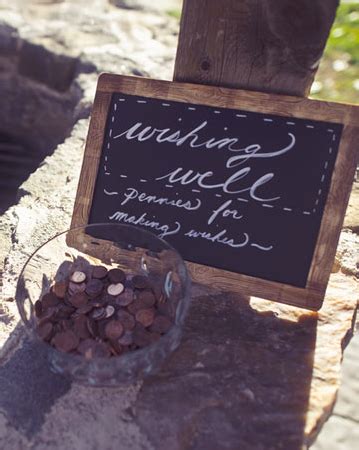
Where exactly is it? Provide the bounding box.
[174,0,339,96]
[70,74,359,310]
[307,124,358,297]
[71,90,111,229]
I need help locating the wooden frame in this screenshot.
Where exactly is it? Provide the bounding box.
[71,73,359,310]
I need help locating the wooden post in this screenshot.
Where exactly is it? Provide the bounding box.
[174,0,339,96]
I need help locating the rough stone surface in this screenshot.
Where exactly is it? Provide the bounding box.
[335,230,359,277]
[343,177,359,234]
[0,1,358,449]
[311,332,359,450]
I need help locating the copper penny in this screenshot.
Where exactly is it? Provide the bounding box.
[108,268,126,284]
[55,304,75,319]
[38,306,57,323]
[52,281,67,299]
[92,265,108,279]
[117,310,136,331]
[116,288,134,306]
[69,282,86,295]
[127,298,145,315]
[137,290,156,307]
[104,320,124,340]
[73,315,91,339]
[37,322,53,341]
[85,279,104,297]
[135,308,155,327]
[70,271,86,283]
[68,292,88,308]
[52,330,79,352]
[42,292,60,309]
[132,275,150,289]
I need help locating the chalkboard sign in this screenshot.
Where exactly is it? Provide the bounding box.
[71,74,359,310]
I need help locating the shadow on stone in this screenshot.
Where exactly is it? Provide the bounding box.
[0,25,87,214]
[135,291,317,450]
[0,329,71,437]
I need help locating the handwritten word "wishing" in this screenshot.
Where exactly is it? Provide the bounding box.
[114,120,295,164]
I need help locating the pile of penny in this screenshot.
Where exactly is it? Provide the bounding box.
[35,266,173,358]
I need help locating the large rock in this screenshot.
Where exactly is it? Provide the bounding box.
[0,1,357,449]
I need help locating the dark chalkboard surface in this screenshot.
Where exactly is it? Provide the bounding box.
[71,74,359,310]
[88,92,342,288]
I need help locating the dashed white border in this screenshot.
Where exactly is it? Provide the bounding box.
[102,99,118,176]
[312,136,336,209]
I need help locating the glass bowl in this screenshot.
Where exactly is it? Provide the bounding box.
[15,223,191,386]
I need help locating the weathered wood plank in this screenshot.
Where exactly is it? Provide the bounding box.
[174,0,339,96]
